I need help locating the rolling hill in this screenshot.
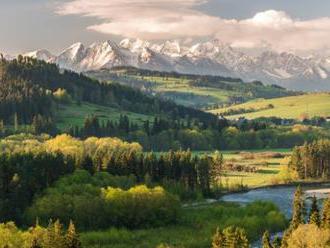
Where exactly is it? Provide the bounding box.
[209,93,330,120]
[86,67,298,109]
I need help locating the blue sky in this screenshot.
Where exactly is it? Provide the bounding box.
[1,0,330,54]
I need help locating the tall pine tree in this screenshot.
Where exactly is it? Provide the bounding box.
[212,227,225,248]
[262,231,273,248]
[321,198,330,229]
[289,186,305,231]
[309,195,320,226]
[66,220,82,248]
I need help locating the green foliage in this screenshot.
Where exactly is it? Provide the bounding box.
[0,151,74,223]
[0,56,216,130]
[289,140,330,179]
[102,185,180,228]
[81,201,286,248]
[26,171,180,230]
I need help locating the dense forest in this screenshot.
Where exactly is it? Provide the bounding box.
[0,134,223,225]
[289,140,330,179]
[67,115,329,151]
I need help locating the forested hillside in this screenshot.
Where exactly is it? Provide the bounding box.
[0,56,215,127]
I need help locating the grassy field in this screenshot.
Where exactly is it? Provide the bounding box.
[209,93,330,119]
[137,75,294,108]
[81,201,287,248]
[55,102,154,131]
[220,150,291,189]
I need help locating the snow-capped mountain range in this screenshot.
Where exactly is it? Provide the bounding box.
[21,39,330,91]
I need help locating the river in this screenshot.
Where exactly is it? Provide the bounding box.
[221,183,330,217]
[220,183,330,247]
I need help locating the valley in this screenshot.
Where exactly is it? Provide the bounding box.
[0,54,330,248]
[3,1,330,247]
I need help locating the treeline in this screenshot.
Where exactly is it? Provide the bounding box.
[0,77,53,124]
[0,151,74,223]
[289,140,330,179]
[0,134,220,223]
[110,66,245,83]
[67,115,326,151]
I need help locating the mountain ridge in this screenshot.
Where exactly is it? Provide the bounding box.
[19,38,330,91]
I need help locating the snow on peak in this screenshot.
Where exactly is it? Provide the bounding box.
[19,38,330,91]
[23,49,55,62]
[62,42,85,60]
[119,38,150,53]
[158,40,182,57]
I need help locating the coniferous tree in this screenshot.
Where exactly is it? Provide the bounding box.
[66,220,82,248]
[321,198,330,229]
[14,112,19,132]
[54,220,66,248]
[222,226,249,248]
[210,151,223,188]
[212,227,225,248]
[309,195,320,226]
[289,186,305,231]
[280,230,290,248]
[262,231,273,248]
[30,237,42,248]
[272,236,281,248]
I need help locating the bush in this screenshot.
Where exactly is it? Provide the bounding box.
[102,185,180,228]
[26,171,180,230]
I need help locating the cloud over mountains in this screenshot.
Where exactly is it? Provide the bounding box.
[57,0,330,52]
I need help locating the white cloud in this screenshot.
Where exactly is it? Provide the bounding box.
[57,0,330,52]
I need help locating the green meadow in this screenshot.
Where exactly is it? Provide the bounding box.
[210,93,330,119]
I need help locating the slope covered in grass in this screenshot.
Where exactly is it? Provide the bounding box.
[87,67,298,109]
[209,93,330,119]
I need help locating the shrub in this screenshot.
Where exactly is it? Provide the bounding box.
[26,171,180,230]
